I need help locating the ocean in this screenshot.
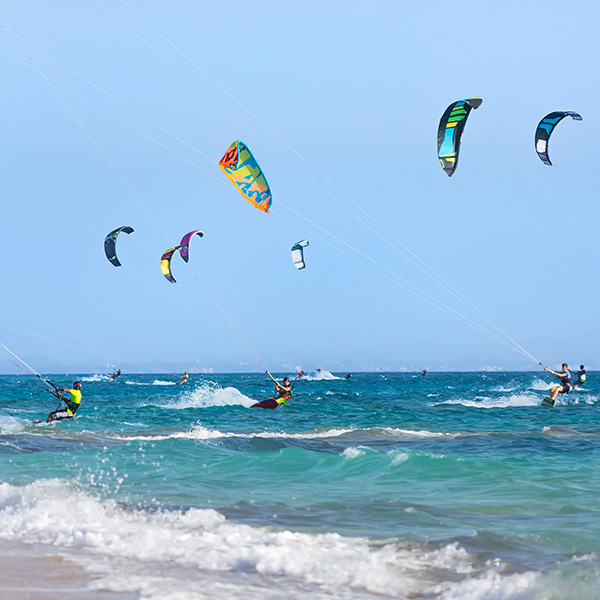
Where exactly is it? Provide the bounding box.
[0,370,599,599]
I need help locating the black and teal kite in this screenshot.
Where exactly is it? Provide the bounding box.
[437,98,483,176]
[104,226,134,267]
[535,111,582,166]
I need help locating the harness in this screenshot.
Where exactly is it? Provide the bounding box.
[277,384,293,404]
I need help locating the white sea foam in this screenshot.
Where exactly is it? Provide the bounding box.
[174,383,254,409]
[530,378,552,391]
[0,415,26,434]
[0,480,547,600]
[302,370,341,381]
[117,424,356,442]
[439,393,541,408]
[125,379,177,386]
[341,447,366,459]
[81,374,110,382]
[490,384,517,392]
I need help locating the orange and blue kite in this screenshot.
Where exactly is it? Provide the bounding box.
[219,141,272,212]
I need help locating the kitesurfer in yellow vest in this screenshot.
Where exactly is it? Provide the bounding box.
[46,381,82,422]
[178,372,189,385]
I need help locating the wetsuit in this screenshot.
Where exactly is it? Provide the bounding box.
[276,384,293,405]
[251,382,293,409]
[573,369,586,388]
[558,372,572,394]
[49,388,82,421]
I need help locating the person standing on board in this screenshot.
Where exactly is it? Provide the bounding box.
[570,365,587,389]
[178,372,189,385]
[545,364,571,403]
[45,381,83,422]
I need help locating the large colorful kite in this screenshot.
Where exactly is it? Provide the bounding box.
[219,140,272,212]
[437,98,483,176]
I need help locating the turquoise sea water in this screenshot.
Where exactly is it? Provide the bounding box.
[1,370,599,599]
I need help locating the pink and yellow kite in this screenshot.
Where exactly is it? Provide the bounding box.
[219,140,272,212]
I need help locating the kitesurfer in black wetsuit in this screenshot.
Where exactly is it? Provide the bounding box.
[545,363,571,403]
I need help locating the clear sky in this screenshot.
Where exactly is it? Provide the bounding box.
[0,0,598,374]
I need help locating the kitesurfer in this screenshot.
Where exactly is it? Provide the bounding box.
[344,372,352,379]
[109,368,121,382]
[545,364,571,402]
[251,377,293,409]
[178,372,189,385]
[295,370,304,380]
[421,369,428,377]
[45,381,82,422]
[273,377,293,405]
[570,365,587,389]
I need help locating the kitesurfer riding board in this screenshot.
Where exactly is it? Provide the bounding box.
[38,381,83,422]
[543,363,571,407]
[251,377,293,410]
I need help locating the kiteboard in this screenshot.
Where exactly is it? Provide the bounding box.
[541,397,555,407]
[251,398,280,410]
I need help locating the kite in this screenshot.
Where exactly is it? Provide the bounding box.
[179,230,204,263]
[437,98,483,176]
[219,140,272,212]
[104,226,134,267]
[160,246,182,283]
[291,240,309,270]
[535,111,582,166]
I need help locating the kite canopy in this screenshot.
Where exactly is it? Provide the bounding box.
[291,240,309,270]
[437,98,483,177]
[179,230,204,263]
[219,140,272,212]
[160,246,181,283]
[535,111,582,166]
[104,226,134,267]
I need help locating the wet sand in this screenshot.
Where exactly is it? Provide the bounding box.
[0,540,136,600]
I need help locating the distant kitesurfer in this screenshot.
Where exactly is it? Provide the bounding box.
[545,363,571,403]
[315,367,321,373]
[344,372,352,379]
[251,377,293,409]
[109,368,121,382]
[295,370,304,380]
[421,369,428,377]
[570,365,587,389]
[44,381,82,422]
[178,372,189,385]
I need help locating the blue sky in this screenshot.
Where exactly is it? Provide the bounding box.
[0,0,598,373]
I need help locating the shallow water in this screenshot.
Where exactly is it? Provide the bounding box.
[1,371,599,599]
